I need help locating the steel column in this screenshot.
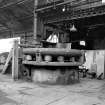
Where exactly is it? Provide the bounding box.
[34,0,38,40]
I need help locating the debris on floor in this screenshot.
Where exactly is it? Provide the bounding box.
[0,74,105,105]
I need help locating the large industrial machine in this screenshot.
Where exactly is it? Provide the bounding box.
[20,42,85,84]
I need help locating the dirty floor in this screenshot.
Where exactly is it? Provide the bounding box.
[0,74,105,105]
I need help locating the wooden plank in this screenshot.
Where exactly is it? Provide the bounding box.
[12,40,19,80]
[22,61,82,66]
[2,49,13,74]
[23,48,83,55]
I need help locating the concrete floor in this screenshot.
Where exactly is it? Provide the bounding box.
[0,74,105,105]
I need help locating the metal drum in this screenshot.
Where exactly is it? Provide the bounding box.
[57,56,64,62]
[25,55,32,61]
[70,57,75,62]
[44,55,52,62]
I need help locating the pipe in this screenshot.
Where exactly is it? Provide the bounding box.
[36,0,101,12]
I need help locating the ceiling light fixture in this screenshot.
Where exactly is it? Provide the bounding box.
[70,7,77,32]
[62,5,66,12]
[70,24,77,32]
[102,0,105,3]
[53,0,56,9]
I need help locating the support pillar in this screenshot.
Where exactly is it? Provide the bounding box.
[12,40,19,80]
[34,0,38,41]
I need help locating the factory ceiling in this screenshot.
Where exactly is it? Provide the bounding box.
[0,0,34,33]
[0,0,104,40]
[38,0,105,41]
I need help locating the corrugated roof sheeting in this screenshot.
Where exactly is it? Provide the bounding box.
[0,0,34,34]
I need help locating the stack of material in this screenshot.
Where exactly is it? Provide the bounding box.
[0,52,9,72]
[84,50,105,79]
